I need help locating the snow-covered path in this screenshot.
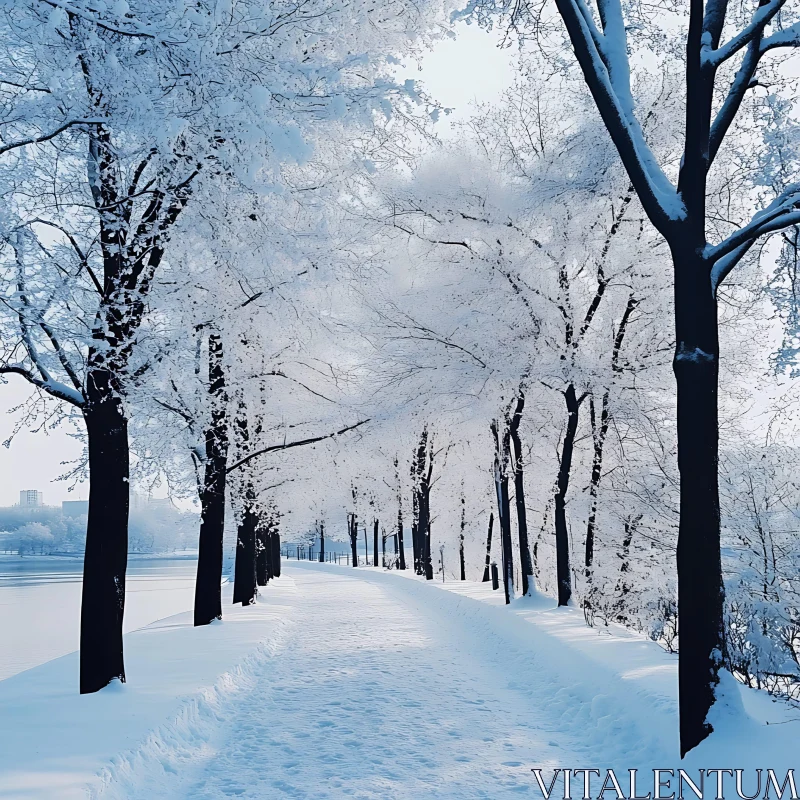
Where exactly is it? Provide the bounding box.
[103,564,670,800]
[177,568,560,799]
[6,560,795,800]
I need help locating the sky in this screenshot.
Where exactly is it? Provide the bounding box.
[0,23,515,508]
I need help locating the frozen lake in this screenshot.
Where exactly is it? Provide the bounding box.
[0,555,198,681]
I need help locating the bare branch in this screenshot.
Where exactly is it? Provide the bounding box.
[0,119,101,157]
[225,418,370,474]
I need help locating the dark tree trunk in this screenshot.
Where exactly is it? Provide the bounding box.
[411,489,421,574]
[459,490,466,581]
[256,518,269,586]
[614,513,642,623]
[482,513,494,582]
[349,513,358,566]
[411,431,431,576]
[80,365,129,694]
[266,531,274,579]
[395,457,406,570]
[584,394,606,582]
[419,492,433,580]
[509,393,533,595]
[415,429,434,581]
[422,524,433,580]
[233,484,258,606]
[497,470,513,605]
[271,531,281,578]
[673,246,725,757]
[411,520,420,573]
[231,393,257,606]
[319,520,325,563]
[194,332,229,627]
[554,383,582,607]
[492,420,514,604]
[363,523,368,565]
[373,519,379,567]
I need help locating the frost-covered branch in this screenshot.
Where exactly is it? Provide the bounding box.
[552,0,682,234]
[0,364,85,406]
[36,0,156,38]
[709,184,800,268]
[0,119,101,157]
[703,0,784,67]
[226,418,371,474]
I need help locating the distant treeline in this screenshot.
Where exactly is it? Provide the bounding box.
[0,505,199,556]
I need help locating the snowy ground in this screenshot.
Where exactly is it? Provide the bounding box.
[1,562,798,799]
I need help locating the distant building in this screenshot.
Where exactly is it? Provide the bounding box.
[62,500,89,517]
[19,490,43,508]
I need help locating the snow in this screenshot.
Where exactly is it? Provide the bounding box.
[2,562,799,799]
[0,579,295,799]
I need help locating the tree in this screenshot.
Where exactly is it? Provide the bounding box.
[467,0,800,753]
[491,419,515,603]
[195,331,230,624]
[0,0,451,695]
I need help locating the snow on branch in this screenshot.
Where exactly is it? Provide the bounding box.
[35,0,155,39]
[702,0,785,67]
[225,418,371,474]
[760,20,800,52]
[553,0,684,233]
[0,119,102,157]
[710,185,800,291]
[0,364,85,406]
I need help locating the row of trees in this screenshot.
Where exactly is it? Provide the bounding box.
[1,0,800,760]
[0,0,446,694]
[0,505,197,555]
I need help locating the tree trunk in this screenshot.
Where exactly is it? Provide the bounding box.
[319,520,325,563]
[419,491,433,580]
[80,366,129,694]
[349,513,358,566]
[509,394,533,595]
[233,484,258,606]
[411,491,421,574]
[418,434,434,581]
[256,517,269,586]
[614,513,641,623]
[373,519,379,567]
[673,246,725,757]
[271,531,281,578]
[496,469,513,604]
[554,384,581,607]
[396,457,406,570]
[482,513,494,582]
[194,332,229,627]
[584,393,607,611]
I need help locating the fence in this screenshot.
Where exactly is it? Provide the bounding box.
[281,547,404,568]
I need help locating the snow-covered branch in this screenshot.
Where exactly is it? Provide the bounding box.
[226,419,371,475]
[552,0,683,234]
[0,364,85,406]
[709,184,800,268]
[702,0,784,67]
[0,119,101,157]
